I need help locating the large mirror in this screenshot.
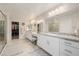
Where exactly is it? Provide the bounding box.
[48,19,60,33]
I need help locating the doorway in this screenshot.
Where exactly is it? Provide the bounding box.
[37,23,43,33]
[12,22,19,39]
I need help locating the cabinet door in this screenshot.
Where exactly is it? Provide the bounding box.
[37,35,49,51]
[37,35,60,56]
[48,37,60,56]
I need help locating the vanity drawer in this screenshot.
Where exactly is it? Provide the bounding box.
[60,39,79,56]
[63,40,79,49]
[61,45,79,56]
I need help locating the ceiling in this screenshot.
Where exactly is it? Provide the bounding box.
[0,3,60,20]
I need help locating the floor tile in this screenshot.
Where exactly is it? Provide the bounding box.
[0,39,49,56]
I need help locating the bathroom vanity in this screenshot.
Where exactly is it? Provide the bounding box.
[37,33,79,56]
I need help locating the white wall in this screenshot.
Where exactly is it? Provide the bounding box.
[6,16,11,42]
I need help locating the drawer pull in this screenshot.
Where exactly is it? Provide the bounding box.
[64,49,72,54]
[64,42,72,46]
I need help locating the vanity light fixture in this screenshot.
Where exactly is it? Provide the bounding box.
[49,12,52,15]
[48,11,53,17]
[48,6,66,17]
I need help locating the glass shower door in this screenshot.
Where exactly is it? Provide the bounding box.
[0,11,7,53]
[0,21,6,53]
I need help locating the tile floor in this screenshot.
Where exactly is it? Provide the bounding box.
[0,38,49,56]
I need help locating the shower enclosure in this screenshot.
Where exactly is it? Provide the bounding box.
[0,10,7,53]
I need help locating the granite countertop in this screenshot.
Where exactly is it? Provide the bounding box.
[39,33,79,42]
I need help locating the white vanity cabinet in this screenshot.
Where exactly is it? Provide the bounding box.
[48,36,60,56]
[37,33,79,56]
[37,34,60,56]
[60,39,79,56]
